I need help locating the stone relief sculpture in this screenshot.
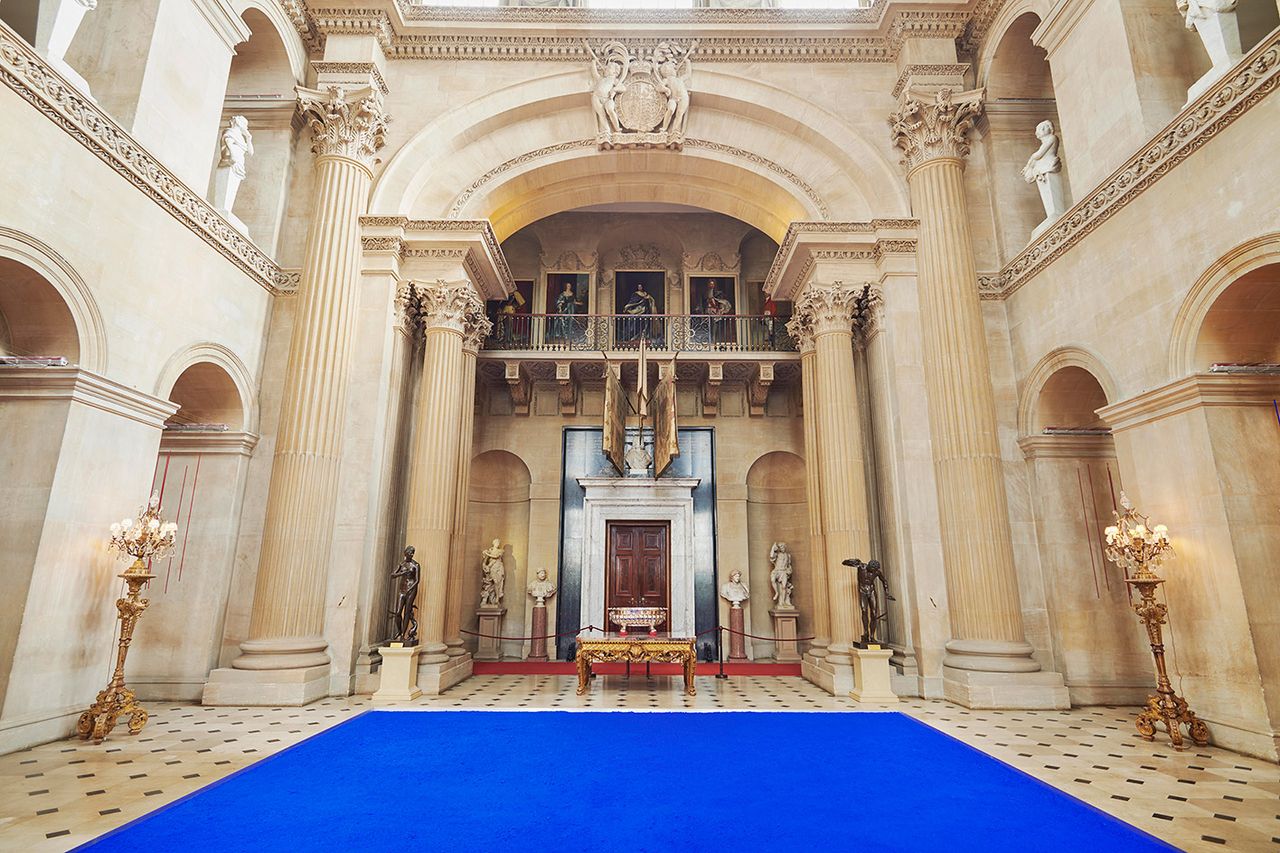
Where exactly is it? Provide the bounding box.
[388,546,420,646]
[768,542,795,609]
[1021,120,1066,240]
[1178,0,1242,98]
[719,570,750,608]
[212,116,254,234]
[585,40,697,150]
[527,568,557,605]
[480,539,506,607]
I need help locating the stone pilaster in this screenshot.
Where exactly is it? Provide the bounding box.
[790,316,830,660]
[890,88,1067,708]
[444,318,489,656]
[789,284,874,694]
[401,281,487,692]
[204,85,389,707]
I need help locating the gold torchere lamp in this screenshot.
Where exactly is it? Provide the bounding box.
[1103,492,1209,751]
[77,494,177,744]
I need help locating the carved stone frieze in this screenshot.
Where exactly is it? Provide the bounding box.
[544,250,598,271]
[297,84,390,166]
[504,361,531,415]
[0,26,288,294]
[891,64,970,99]
[361,236,402,253]
[310,62,389,95]
[618,243,664,268]
[683,250,741,272]
[889,87,985,172]
[984,32,1280,300]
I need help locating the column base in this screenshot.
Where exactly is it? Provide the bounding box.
[445,639,468,658]
[201,665,329,706]
[372,646,422,702]
[802,654,855,696]
[942,666,1070,710]
[850,647,899,704]
[417,651,473,695]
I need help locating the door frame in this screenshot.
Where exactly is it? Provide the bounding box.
[604,520,672,621]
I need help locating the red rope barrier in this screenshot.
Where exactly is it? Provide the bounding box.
[717,625,817,642]
[459,625,604,642]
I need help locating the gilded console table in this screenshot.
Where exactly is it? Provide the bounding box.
[575,634,697,696]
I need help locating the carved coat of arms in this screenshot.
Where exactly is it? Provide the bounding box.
[586,40,696,150]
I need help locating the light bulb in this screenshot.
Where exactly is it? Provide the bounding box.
[148,519,160,531]
[110,523,121,535]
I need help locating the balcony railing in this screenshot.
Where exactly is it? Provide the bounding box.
[483,313,797,353]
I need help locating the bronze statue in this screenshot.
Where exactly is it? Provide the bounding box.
[388,545,420,645]
[843,557,895,646]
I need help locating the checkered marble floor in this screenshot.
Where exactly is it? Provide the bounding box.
[1,675,1277,851]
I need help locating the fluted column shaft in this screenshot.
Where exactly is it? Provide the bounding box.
[798,341,831,656]
[444,341,480,654]
[891,88,1038,671]
[236,85,387,671]
[403,282,488,664]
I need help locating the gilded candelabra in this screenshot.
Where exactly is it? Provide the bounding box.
[1103,492,1209,751]
[77,494,177,744]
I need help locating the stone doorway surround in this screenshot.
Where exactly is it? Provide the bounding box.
[578,477,700,636]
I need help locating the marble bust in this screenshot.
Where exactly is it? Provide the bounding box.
[527,568,556,605]
[480,539,506,607]
[719,570,750,609]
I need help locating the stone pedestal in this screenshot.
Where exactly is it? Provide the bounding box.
[372,645,421,702]
[850,646,899,704]
[475,607,506,661]
[528,604,550,662]
[770,609,801,662]
[727,606,748,662]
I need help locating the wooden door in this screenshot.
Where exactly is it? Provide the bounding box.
[606,522,670,616]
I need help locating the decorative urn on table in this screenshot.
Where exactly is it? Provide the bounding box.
[608,606,667,636]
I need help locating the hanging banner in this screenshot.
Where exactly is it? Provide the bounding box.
[602,364,627,475]
[652,363,679,477]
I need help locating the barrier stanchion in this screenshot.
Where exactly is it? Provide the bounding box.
[715,625,728,679]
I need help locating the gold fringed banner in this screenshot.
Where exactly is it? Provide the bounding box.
[603,364,626,475]
[652,364,679,477]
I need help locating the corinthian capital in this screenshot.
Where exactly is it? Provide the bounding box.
[785,312,815,354]
[792,283,862,337]
[413,280,487,336]
[889,87,984,172]
[297,85,389,166]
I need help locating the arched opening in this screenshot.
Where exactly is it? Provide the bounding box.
[1192,262,1280,371]
[745,451,810,660]
[209,8,301,255]
[1020,363,1152,702]
[0,256,80,364]
[982,12,1071,257]
[126,359,256,700]
[460,450,533,660]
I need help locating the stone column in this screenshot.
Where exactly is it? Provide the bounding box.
[402,281,487,693]
[444,327,485,657]
[889,88,1066,708]
[795,320,830,660]
[206,86,388,707]
[789,284,874,694]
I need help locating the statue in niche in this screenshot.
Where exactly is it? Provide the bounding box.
[844,558,895,646]
[212,116,253,231]
[527,568,557,605]
[768,542,795,609]
[586,41,628,139]
[1177,0,1241,70]
[719,570,750,609]
[480,539,506,607]
[387,546,420,645]
[1021,120,1067,240]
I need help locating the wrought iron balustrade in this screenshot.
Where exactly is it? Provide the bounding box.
[483,313,796,353]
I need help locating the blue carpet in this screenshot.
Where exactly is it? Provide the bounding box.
[81,711,1172,852]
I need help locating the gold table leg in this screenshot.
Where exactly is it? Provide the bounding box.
[684,651,697,696]
[576,652,590,695]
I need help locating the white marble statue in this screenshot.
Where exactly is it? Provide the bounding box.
[527,568,556,605]
[719,570,750,609]
[480,539,506,607]
[212,116,254,233]
[768,542,795,609]
[1178,0,1242,86]
[656,51,692,138]
[1021,120,1067,240]
[586,42,627,139]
